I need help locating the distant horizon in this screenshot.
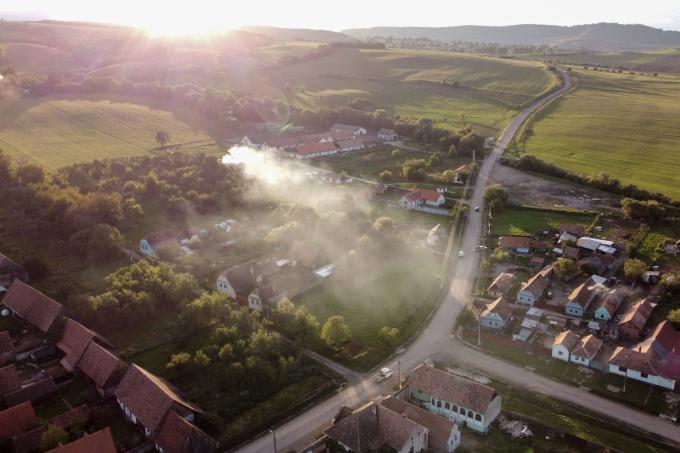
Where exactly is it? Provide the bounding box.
[1,0,680,35]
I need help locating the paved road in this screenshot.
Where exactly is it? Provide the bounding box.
[234,69,680,452]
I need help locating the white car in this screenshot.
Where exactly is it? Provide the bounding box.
[457,250,465,257]
[374,367,393,382]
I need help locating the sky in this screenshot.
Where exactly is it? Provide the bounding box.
[3,0,680,35]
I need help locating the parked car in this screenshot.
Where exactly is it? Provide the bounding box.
[474,206,480,212]
[477,245,488,250]
[458,251,465,257]
[374,367,393,382]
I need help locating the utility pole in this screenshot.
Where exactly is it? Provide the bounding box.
[270,429,277,453]
[397,360,401,390]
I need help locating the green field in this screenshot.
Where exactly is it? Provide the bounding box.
[491,207,595,236]
[0,98,214,169]
[274,47,556,134]
[517,68,680,199]
[553,48,680,73]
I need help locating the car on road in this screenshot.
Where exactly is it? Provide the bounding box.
[457,250,465,257]
[474,206,480,212]
[374,367,393,382]
[477,245,488,250]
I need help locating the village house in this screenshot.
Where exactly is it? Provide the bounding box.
[336,138,365,152]
[452,165,469,184]
[216,260,281,300]
[4,377,58,407]
[577,237,617,256]
[155,410,218,453]
[0,402,37,442]
[12,405,91,453]
[264,135,306,151]
[247,271,319,312]
[558,224,585,244]
[46,427,117,453]
[516,266,552,307]
[325,401,430,453]
[331,123,367,137]
[480,297,513,330]
[498,236,550,255]
[642,270,661,284]
[563,246,580,261]
[570,334,604,368]
[0,253,29,288]
[381,396,462,452]
[295,141,338,159]
[377,128,398,141]
[407,363,502,433]
[57,318,96,372]
[77,341,128,397]
[608,321,680,390]
[618,298,654,340]
[140,229,201,257]
[399,189,446,209]
[662,239,680,256]
[593,288,625,321]
[115,364,202,438]
[552,330,580,362]
[564,277,601,317]
[1,280,63,334]
[487,272,516,298]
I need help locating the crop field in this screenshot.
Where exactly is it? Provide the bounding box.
[0,98,214,169]
[552,48,680,73]
[491,206,595,236]
[517,69,680,199]
[275,48,556,134]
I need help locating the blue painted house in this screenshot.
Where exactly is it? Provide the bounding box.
[516,266,553,307]
[594,289,624,321]
[480,297,513,330]
[564,277,598,317]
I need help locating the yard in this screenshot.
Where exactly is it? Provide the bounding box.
[490,206,596,236]
[634,224,680,266]
[298,254,442,370]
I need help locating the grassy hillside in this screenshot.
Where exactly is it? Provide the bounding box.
[0,98,213,169]
[552,48,680,73]
[517,68,680,199]
[274,48,556,134]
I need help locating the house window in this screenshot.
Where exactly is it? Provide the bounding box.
[558,351,563,355]
[444,402,450,410]
[475,414,482,421]
[437,401,442,408]
[467,410,473,418]
[452,405,457,412]
[431,397,435,404]
[459,407,465,415]
[619,367,627,373]
[641,372,649,378]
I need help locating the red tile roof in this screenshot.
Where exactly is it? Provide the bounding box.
[594,289,624,317]
[325,402,421,452]
[295,141,337,155]
[487,272,516,295]
[520,271,549,298]
[0,330,14,357]
[481,297,513,321]
[0,364,20,396]
[554,330,580,351]
[634,320,680,358]
[609,347,659,375]
[571,334,603,360]
[155,410,217,453]
[115,364,199,433]
[46,427,117,453]
[0,401,37,441]
[336,138,365,150]
[567,277,598,308]
[559,224,585,237]
[77,341,128,390]
[2,280,63,333]
[499,235,532,249]
[380,396,456,452]
[57,319,96,372]
[408,364,497,413]
[618,299,654,336]
[659,351,680,381]
[13,405,91,453]
[4,376,57,407]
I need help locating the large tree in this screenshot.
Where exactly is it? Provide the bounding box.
[321,316,350,350]
[624,258,647,282]
[553,258,581,281]
[155,130,171,146]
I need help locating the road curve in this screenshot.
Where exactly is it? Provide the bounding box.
[235,69,680,452]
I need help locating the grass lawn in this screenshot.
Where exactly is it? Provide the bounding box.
[517,68,680,199]
[550,48,680,73]
[490,206,595,236]
[0,97,214,169]
[634,224,680,266]
[492,382,673,453]
[298,255,441,370]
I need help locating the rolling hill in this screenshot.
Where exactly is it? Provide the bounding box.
[343,23,680,52]
[241,26,352,43]
[517,68,680,199]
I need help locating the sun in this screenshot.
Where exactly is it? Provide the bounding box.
[137,11,240,39]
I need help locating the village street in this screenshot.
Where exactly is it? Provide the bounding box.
[234,68,680,452]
